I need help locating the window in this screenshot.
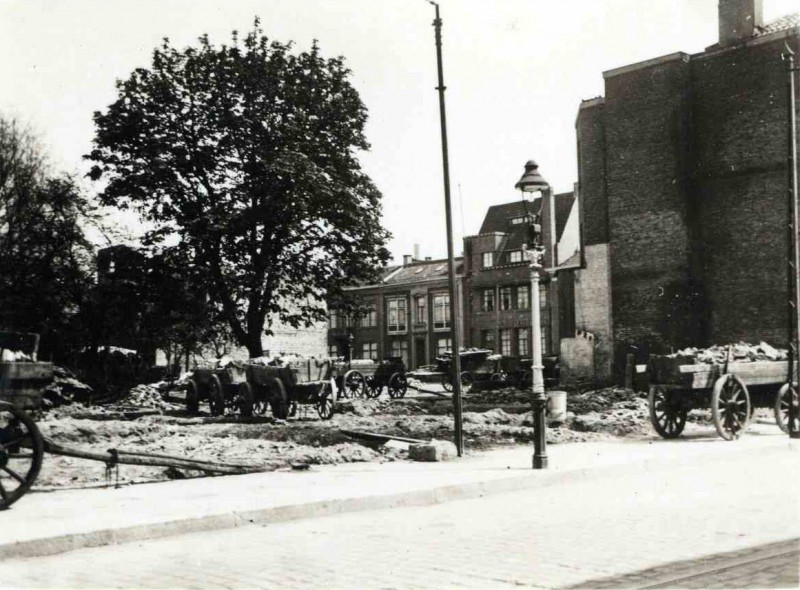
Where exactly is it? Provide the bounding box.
[499,329,512,356]
[390,339,409,367]
[360,304,377,328]
[517,285,530,309]
[482,330,495,351]
[517,328,529,357]
[510,216,530,225]
[437,337,452,356]
[481,289,495,312]
[500,287,512,311]
[432,293,450,329]
[361,342,378,360]
[415,296,426,325]
[328,344,339,357]
[386,298,407,333]
[508,250,523,263]
[329,309,341,329]
[539,284,548,308]
[482,252,493,268]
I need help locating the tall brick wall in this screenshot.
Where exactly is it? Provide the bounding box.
[604,54,702,373]
[692,37,796,347]
[572,243,614,381]
[576,100,609,247]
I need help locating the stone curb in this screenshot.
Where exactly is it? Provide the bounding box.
[0,440,791,561]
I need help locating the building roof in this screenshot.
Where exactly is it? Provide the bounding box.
[477,193,575,243]
[357,257,463,289]
[755,13,800,37]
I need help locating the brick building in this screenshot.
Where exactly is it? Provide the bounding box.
[327,255,464,369]
[462,194,576,359]
[573,0,800,380]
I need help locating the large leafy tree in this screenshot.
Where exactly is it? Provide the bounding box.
[87,22,390,357]
[0,115,97,361]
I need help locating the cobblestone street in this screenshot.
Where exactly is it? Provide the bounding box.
[0,441,796,589]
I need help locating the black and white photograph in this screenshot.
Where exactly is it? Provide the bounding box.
[0,0,798,588]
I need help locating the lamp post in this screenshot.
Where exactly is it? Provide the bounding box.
[516,160,549,469]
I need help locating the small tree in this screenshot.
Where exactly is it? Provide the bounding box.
[88,21,390,357]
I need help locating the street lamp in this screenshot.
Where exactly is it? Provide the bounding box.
[515,160,549,469]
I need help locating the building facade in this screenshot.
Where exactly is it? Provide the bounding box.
[573,0,800,380]
[327,256,464,369]
[462,195,576,361]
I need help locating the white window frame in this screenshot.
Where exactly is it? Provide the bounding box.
[499,329,512,356]
[517,285,530,309]
[481,289,495,312]
[432,293,450,330]
[482,252,493,268]
[386,297,407,334]
[508,250,523,263]
[500,287,513,311]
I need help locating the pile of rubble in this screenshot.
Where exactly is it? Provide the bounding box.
[117,384,180,411]
[666,341,788,365]
[42,366,93,407]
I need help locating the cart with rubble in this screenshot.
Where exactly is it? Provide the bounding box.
[0,332,52,509]
[354,357,407,399]
[330,359,379,399]
[647,350,799,440]
[241,359,337,420]
[186,362,249,417]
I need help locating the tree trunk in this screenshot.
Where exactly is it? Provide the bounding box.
[246,333,263,358]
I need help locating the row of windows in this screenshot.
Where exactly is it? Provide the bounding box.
[480,284,546,312]
[481,326,550,356]
[330,294,451,334]
[481,249,526,268]
[330,336,454,366]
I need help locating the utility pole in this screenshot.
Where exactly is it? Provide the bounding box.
[428,1,464,455]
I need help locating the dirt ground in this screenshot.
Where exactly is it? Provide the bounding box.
[29,382,727,490]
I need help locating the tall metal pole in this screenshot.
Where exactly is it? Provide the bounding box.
[429,1,464,455]
[784,43,800,439]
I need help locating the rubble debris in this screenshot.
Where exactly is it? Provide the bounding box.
[409,439,458,462]
[42,366,93,407]
[117,384,180,411]
[666,341,788,365]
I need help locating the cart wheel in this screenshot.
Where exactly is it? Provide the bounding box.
[288,401,298,418]
[441,374,452,392]
[253,385,269,415]
[711,374,751,440]
[0,401,44,510]
[774,383,800,434]
[317,385,335,420]
[186,380,200,414]
[236,382,254,417]
[364,376,381,399]
[490,372,507,382]
[208,374,225,417]
[388,373,407,399]
[269,379,289,420]
[518,371,532,391]
[344,370,366,399]
[648,385,687,439]
[460,372,474,394]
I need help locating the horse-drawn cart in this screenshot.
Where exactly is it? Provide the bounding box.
[0,332,51,510]
[408,349,531,393]
[647,350,799,440]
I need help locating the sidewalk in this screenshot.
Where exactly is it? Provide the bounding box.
[0,424,793,561]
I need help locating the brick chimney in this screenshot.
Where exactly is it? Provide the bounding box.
[403,254,413,265]
[719,0,763,46]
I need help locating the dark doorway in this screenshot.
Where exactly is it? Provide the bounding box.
[415,338,426,369]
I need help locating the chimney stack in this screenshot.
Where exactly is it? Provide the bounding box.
[413,243,420,261]
[719,0,763,46]
[403,254,413,265]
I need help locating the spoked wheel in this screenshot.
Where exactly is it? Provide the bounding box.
[207,374,226,417]
[711,374,751,440]
[364,376,381,399]
[269,379,289,420]
[186,380,199,414]
[236,382,254,417]
[317,384,335,420]
[0,401,44,510]
[775,383,800,434]
[387,373,407,399]
[459,372,474,394]
[441,374,452,393]
[490,372,508,383]
[648,385,688,439]
[343,370,366,399]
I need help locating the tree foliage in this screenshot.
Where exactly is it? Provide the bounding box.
[0,115,97,361]
[88,21,390,357]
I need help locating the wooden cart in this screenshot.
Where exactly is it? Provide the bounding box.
[244,359,336,420]
[0,332,52,510]
[647,354,799,440]
[362,357,407,399]
[330,360,378,399]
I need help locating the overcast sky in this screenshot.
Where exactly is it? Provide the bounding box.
[0,0,797,263]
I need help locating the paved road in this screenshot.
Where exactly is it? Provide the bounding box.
[0,442,797,589]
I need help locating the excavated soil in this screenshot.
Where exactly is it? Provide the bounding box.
[29,384,719,490]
